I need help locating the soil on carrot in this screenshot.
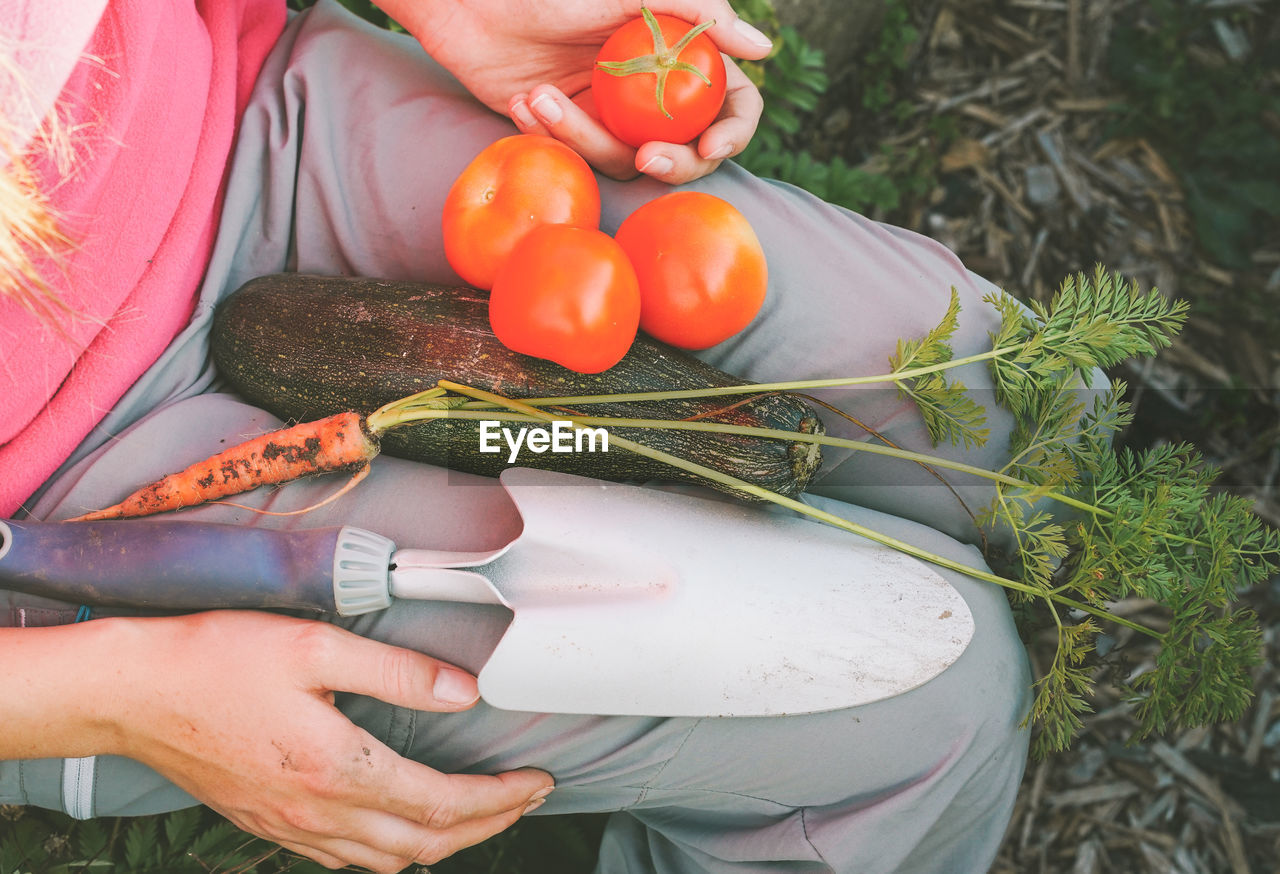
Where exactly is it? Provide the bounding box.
[69,411,380,521]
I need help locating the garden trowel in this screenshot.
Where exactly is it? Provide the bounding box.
[0,468,974,716]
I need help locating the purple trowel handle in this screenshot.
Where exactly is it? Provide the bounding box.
[0,519,395,616]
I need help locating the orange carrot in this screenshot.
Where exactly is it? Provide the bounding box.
[68,411,380,521]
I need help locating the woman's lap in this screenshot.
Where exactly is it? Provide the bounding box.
[15,3,1034,870]
[35,392,1031,871]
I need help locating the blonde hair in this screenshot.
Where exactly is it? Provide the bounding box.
[0,50,76,325]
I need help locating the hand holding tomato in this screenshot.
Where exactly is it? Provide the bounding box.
[383,0,772,183]
[592,9,727,148]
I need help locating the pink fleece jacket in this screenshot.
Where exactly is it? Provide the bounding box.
[0,0,286,516]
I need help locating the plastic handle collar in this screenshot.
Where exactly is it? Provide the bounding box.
[332,525,396,615]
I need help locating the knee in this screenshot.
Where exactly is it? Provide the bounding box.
[912,542,1034,761]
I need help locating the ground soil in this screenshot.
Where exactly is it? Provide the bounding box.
[803,2,1279,871]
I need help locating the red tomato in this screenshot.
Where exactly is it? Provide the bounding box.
[613,191,767,350]
[592,9,727,148]
[443,135,601,290]
[489,225,641,373]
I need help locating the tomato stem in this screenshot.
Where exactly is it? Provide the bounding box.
[594,7,716,120]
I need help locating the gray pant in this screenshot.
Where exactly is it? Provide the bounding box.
[2,3,1033,870]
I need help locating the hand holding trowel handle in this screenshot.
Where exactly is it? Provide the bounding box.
[0,469,973,718]
[0,470,971,872]
[0,521,553,872]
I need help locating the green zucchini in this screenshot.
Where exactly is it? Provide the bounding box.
[211,274,824,498]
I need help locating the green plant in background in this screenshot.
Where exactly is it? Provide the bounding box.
[0,803,605,873]
[856,0,918,117]
[0,804,329,873]
[744,148,904,213]
[1106,0,1280,268]
[286,0,403,31]
[737,25,829,157]
[733,0,936,218]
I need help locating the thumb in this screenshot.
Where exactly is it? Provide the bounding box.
[306,624,481,712]
[641,1,775,59]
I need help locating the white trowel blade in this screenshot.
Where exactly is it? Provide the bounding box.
[469,468,974,717]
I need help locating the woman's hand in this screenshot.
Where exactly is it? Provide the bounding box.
[101,612,552,872]
[382,0,773,183]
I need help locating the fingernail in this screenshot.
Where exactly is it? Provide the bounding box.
[529,93,563,125]
[522,785,553,815]
[511,99,537,129]
[433,668,480,705]
[638,155,673,176]
[706,143,734,161]
[734,18,773,49]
